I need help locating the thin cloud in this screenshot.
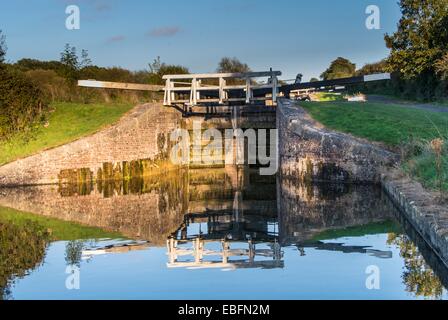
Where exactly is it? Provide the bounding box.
[95,3,111,12]
[56,0,111,11]
[107,35,126,43]
[147,26,181,37]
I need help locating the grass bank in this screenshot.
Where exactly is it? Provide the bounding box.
[301,101,448,192]
[311,220,402,242]
[0,102,133,165]
[301,101,448,146]
[313,92,345,102]
[0,206,123,241]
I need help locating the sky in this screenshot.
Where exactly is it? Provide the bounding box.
[0,0,402,81]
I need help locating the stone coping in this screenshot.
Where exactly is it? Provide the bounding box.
[382,171,448,268]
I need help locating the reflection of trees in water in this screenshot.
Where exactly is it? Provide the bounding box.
[0,221,50,300]
[65,241,85,267]
[388,233,444,299]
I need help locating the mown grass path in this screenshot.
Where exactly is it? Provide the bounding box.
[367,95,448,113]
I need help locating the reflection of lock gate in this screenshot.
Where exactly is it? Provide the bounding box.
[167,237,283,270]
[167,193,283,270]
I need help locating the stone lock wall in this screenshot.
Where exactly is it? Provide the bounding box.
[0,103,182,186]
[0,99,399,186]
[277,99,399,183]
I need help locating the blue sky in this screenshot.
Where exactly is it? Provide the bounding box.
[0,0,401,80]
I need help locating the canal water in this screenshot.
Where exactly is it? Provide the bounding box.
[0,167,447,300]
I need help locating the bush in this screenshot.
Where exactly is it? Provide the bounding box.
[5,54,186,106]
[348,72,448,102]
[14,58,66,75]
[23,68,160,104]
[403,137,448,193]
[25,69,71,102]
[0,67,48,140]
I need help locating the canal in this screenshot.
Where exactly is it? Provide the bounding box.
[0,167,447,300]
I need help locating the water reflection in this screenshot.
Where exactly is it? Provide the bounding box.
[390,211,448,299]
[0,167,447,299]
[278,178,396,244]
[0,220,50,299]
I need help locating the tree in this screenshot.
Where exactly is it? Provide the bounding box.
[0,30,7,64]
[385,0,448,79]
[148,56,162,74]
[60,44,79,82]
[146,56,189,84]
[435,53,448,80]
[65,241,84,267]
[14,59,66,74]
[151,64,189,84]
[310,77,319,82]
[388,233,444,298]
[0,221,49,299]
[320,57,356,80]
[217,57,251,74]
[60,44,79,70]
[356,60,388,76]
[158,64,189,76]
[80,49,92,69]
[60,44,92,82]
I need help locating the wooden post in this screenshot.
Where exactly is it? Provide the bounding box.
[273,240,281,261]
[170,80,175,104]
[245,78,252,104]
[271,73,278,103]
[167,238,176,264]
[196,79,201,103]
[219,77,226,104]
[222,240,229,264]
[163,83,167,105]
[164,79,172,106]
[78,80,163,91]
[248,240,255,263]
[194,238,201,263]
[190,79,196,106]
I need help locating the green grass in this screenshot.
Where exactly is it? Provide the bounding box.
[301,101,448,146]
[310,220,402,242]
[0,102,133,165]
[0,206,123,241]
[301,101,448,192]
[373,94,448,108]
[435,100,448,108]
[314,92,345,102]
[403,141,448,192]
